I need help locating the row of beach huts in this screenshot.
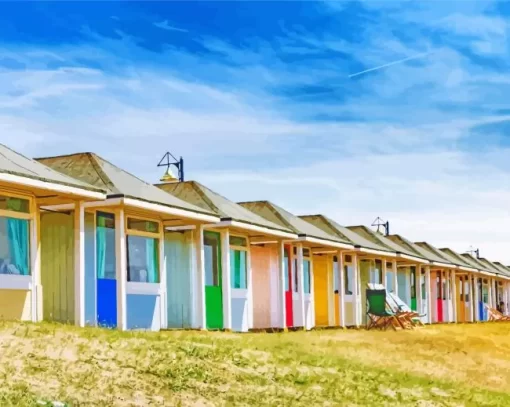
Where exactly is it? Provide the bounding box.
[0,143,509,331]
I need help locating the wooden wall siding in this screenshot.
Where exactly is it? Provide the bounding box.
[165,231,193,328]
[41,212,75,324]
[269,246,280,328]
[430,273,438,323]
[313,256,329,327]
[251,245,272,329]
[0,290,31,320]
[127,294,161,331]
[84,212,96,326]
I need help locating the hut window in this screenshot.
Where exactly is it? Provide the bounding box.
[345,255,352,263]
[303,248,310,258]
[96,212,116,279]
[204,231,221,287]
[0,216,30,276]
[293,259,298,292]
[229,236,247,247]
[303,259,311,294]
[284,248,290,291]
[126,216,160,283]
[344,265,353,295]
[0,195,29,213]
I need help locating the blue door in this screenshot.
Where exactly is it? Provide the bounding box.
[96,212,117,327]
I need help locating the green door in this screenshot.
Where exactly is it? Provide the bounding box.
[204,231,223,329]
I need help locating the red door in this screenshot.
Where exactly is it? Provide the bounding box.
[284,245,294,327]
[437,271,443,322]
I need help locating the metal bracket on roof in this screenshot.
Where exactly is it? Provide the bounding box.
[467,246,480,259]
[372,217,390,236]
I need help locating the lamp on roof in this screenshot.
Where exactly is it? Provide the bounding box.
[158,151,184,183]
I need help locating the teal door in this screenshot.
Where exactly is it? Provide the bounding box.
[204,231,223,329]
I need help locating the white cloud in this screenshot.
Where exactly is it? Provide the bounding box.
[153,20,188,33]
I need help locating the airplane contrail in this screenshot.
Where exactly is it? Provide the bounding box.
[348,52,430,78]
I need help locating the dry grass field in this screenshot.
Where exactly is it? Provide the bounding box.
[1,321,510,406]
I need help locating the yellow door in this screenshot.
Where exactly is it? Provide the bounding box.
[313,256,329,326]
[456,276,465,323]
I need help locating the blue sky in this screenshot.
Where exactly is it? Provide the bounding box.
[2,1,510,261]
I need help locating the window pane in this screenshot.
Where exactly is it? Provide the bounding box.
[375,260,382,284]
[0,195,29,214]
[229,236,247,247]
[345,265,353,295]
[345,255,352,263]
[204,232,220,287]
[230,249,247,289]
[127,235,159,283]
[96,212,116,279]
[303,260,311,294]
[0,216,30,275]
[127,218,159,234]
[303,248,310,258]
[386,271,394,293]
[410,267,416,299]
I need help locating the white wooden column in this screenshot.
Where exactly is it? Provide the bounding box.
[194,225,206,329]
[505,282,509,316]
[392,261,398,295]
[159,223,167,329]
[416,266,423,317]
[473,275,480,322]
[74,201,85,327]
[115,208,127,331]
[30,204,41,322]
[442,271,449,322]
[247,238,254,330]
[277,241,287,330]
[221,229,232,330]
[382,260,387,287]
[352,253,359,327]
[488,278,493,311]
[451,269,457,323]
[425,266,432,324]
[296,243,305,328]
[337,251,346,328]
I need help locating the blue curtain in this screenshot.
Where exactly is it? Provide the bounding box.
[146,238,157,283]
[96,218,106,279]
[7,218,29,275]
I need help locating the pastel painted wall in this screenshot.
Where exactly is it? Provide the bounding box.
[127,294,161,330]
[165,231,193,328]
[251,245,273,329]
[313,255,329,327]
[232,293,248,332]
[0,290,31,320]
[40,212,75,324]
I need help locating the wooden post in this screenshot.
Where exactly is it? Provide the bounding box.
[392,261,398,296]
[277,241,287,330]
[296,243,305,328]
[30,202,41,322]
[194,225,206,329]
[246,237,253,330]
[352,253,359,327]
[115,208,127,331]
[425,266,432,324]
[159,221,167,329]
[74,201,85,327]
[473,275,480,322]
[416,265,423,319]
[221,229,232,330]
[451,270,457,323]
[337,251,345,328]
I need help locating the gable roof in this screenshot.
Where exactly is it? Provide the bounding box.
[459,253,492,273]
[477,257,510,278]
[0,143,105,197]
[156,181,294,235]
[493,262,510,277]
[414,242,467,268]
[238,201,351,246]
[36,153,217,219]
[347,225,425,261]
[300,214,393,253]
[387,235,454,265]
[437,248,480,270]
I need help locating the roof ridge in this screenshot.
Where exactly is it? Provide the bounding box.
[189,181,220,214]
[85,153,116,193]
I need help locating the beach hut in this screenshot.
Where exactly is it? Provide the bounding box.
[36,153,219,331]
[346,226,428,325]
[386,236,458,324]
[492,262,510,315]
[0,144,106,324]
[155,181,297,332]
[300,215,398,327]
[238,202,353,330]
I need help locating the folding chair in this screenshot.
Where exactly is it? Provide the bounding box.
[366,289,402,330]
[485,304,510,321]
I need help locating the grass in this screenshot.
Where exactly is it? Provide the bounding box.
[1,322,510,406]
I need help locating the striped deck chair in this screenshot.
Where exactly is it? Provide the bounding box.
[485,304,510,322]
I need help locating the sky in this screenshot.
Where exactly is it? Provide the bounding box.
[2,1,510,262]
